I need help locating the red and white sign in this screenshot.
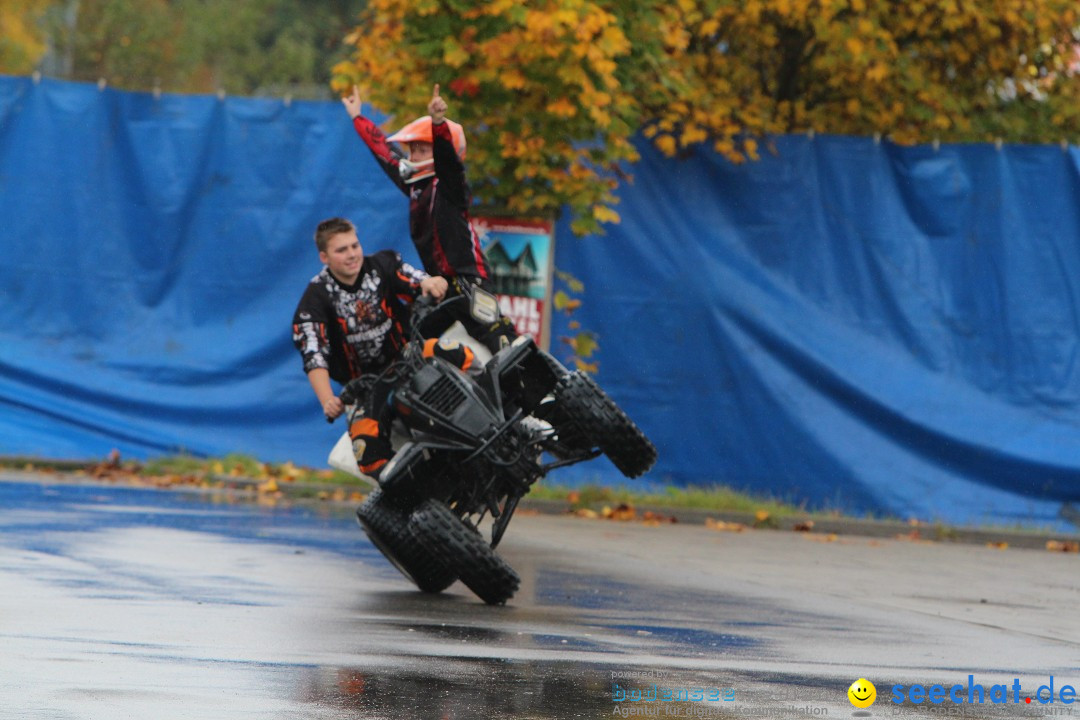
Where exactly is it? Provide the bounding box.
[473,216,555,350]
[497,295,544,343]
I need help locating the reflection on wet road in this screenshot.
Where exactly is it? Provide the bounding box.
[1,476,1077,719]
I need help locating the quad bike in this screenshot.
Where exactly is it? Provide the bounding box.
[338,286,657,605]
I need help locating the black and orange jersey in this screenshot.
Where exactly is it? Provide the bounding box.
[292,250,427,385]
[351,115,491,281]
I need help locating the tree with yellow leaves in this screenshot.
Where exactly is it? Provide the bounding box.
[334,0,1080,234]
[0,0,48,74]
[639,0,1080,156]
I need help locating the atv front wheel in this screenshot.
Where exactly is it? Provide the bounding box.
[552,371,657,478]
[356,489,457,594]
[409,500,520,605]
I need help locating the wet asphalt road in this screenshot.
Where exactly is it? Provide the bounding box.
[1,475,1078,720]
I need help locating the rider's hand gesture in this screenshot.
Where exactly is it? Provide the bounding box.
[342,85,363,119]
[428,83,447,125]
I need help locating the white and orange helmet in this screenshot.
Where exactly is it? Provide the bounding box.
[387,115,467,183]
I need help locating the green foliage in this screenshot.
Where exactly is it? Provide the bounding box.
[176,0,358,97]
[141,452,365,486]
[141,453,208,477]
[49,0,181,89]
[528,482,805,517]
[38,0,364,97]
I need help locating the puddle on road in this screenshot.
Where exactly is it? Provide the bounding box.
[348,567,764,661]
[310,566,774,719]
[294,659,751,720]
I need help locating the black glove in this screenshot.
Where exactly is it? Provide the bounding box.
[340,375,376,406]
[411,293,436,327]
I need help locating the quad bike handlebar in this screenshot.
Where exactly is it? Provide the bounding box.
[330,287,475,421]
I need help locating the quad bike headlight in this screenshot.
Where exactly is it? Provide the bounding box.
[469,287,501,325]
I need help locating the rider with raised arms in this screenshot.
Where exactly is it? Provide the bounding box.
[342,82,518,355]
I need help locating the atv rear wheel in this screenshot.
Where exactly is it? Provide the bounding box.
[356,489,457,594]
[409,500,520,605]
[552,371,657,478]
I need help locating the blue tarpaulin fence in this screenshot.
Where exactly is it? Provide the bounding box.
[2,75,1079,529]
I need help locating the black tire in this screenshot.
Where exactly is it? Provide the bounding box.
[553,371,658,478]
[356,489,457,594]
[535,349,569,380]
[409,499,520,605]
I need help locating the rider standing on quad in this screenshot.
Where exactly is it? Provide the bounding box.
[292,217,471,477]
[342,83,518,355]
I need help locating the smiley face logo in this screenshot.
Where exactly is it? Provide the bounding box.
[848,678,876,708]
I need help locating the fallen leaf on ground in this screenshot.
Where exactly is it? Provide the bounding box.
[641,510,677,524]
[803,533,839,543]
[602,503,636,521]
[705,518,745,532]
[278,461,303,480]
[753,509,778,528]
[1046,540,1080,552]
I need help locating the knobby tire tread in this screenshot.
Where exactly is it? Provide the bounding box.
[356,489,457,593]
[410,499,520,605]
[553,371,658,478]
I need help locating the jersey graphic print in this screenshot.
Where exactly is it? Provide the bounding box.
[331,271,393,366]
[292,251,427,384]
